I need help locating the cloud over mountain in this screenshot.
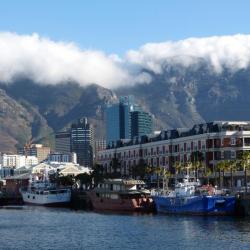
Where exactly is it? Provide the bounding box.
[126,34,250,74]
[1,32,250,88]
[0,32,130,88]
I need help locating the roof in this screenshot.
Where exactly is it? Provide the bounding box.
[103,179,145,185]
[4,173,30,180]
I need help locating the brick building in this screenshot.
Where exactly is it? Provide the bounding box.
[97,121,250,182]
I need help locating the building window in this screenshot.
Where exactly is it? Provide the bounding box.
[231,138,236,146]
[221,151,224,159]
[231,151,236,159]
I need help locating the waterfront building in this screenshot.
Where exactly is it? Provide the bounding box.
[4,173,30,196]
[71,117,94,167]
[19,144,50,163]
[98,121,250,186]
[130,110,153,138]
[55,131,71,154]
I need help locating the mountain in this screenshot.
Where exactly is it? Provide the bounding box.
[1,64,250,152]
[117,64,250,129]
[0,80,117,152]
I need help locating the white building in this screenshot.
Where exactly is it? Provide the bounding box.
[48,152,77,164]
[0,154,38,168]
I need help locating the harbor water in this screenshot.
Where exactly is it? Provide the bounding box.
[0,206,250,250]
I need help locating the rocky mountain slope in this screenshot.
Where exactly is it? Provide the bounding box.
[1,64,250,152]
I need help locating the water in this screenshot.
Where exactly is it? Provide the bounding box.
[0,206,250,250]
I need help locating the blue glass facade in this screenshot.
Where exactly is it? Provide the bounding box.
[106,104,121,144]
[131,111,153,138]
[106,95,152,144]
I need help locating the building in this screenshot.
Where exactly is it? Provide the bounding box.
[106,95,152,144]
[71,117,94,167]
[130,110,153,138]
[98,121,250,186]
[94,139,107,160]
[19,144,50,163]
[55,131,71,154]
[4,173,30,197]
[48,152,77,164]
[0,167,14,178]
[0,154,38,168]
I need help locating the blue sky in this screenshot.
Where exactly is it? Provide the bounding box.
[0,0,250,55]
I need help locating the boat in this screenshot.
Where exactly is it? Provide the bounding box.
[21,181,71,206]
[152,176,236,215]
[88,179,154,212]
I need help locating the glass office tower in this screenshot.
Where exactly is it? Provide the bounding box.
[71,117,94,167]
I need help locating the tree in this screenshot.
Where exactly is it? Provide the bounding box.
[161,168,172,190]
[227,160,238,190]
[109,157,121,178]
[216,160,227,188]
[203,167,212,185]
[75,173,92,190]
[91,164,105,186]
[240,151,250,193]
[131,159,147,180]
[190,151,204,179]
[57,175,75,187]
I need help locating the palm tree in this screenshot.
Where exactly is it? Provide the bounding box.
[162,168,172,191]
[216,160,226,188]
[227,160,237,191]
[204,167,212,185]
[240,151,250,193]
[174,161,182,185]
[155,166,162,189]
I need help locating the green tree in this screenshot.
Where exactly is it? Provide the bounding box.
[109,157,121,178]
[227,160,238,190]
[57,175,75,187]
[131,159,147,180]
[240,151,250,193]
[91,164,105,186]
[216,160,227,188]
[75,173,92,190]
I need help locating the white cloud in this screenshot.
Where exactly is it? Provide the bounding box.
[1,33,250,89]
[0,32,130,88]
[126,34,250,74]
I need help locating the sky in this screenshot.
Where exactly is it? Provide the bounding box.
[1,1,250,89]
[1,0,250,55]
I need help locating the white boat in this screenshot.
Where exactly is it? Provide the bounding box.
[21,181,71,206]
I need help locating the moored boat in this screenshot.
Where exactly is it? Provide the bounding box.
[88,179,154,212]
[152,176,236,215]
[21,181,71,206]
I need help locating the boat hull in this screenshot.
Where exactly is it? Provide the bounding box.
[21,190,71,206]
[153,195,236,215]
[88,191,154,212]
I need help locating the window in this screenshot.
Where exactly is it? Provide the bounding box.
[221,151,224,159]
[231,138,236,146]
[231,151,236,159]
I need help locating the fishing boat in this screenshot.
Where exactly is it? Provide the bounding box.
[88,179,154,212]
[152,176,236,215]
[21,181,71,206]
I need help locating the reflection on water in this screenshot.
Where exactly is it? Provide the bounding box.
[0,206,250,250]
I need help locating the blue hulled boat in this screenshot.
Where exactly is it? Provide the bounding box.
[152,176,236,215]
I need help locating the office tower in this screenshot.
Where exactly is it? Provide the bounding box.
[106,95,136,144]
[55,131,71,154]
[71,117,94,167]
[130,110,153,138]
